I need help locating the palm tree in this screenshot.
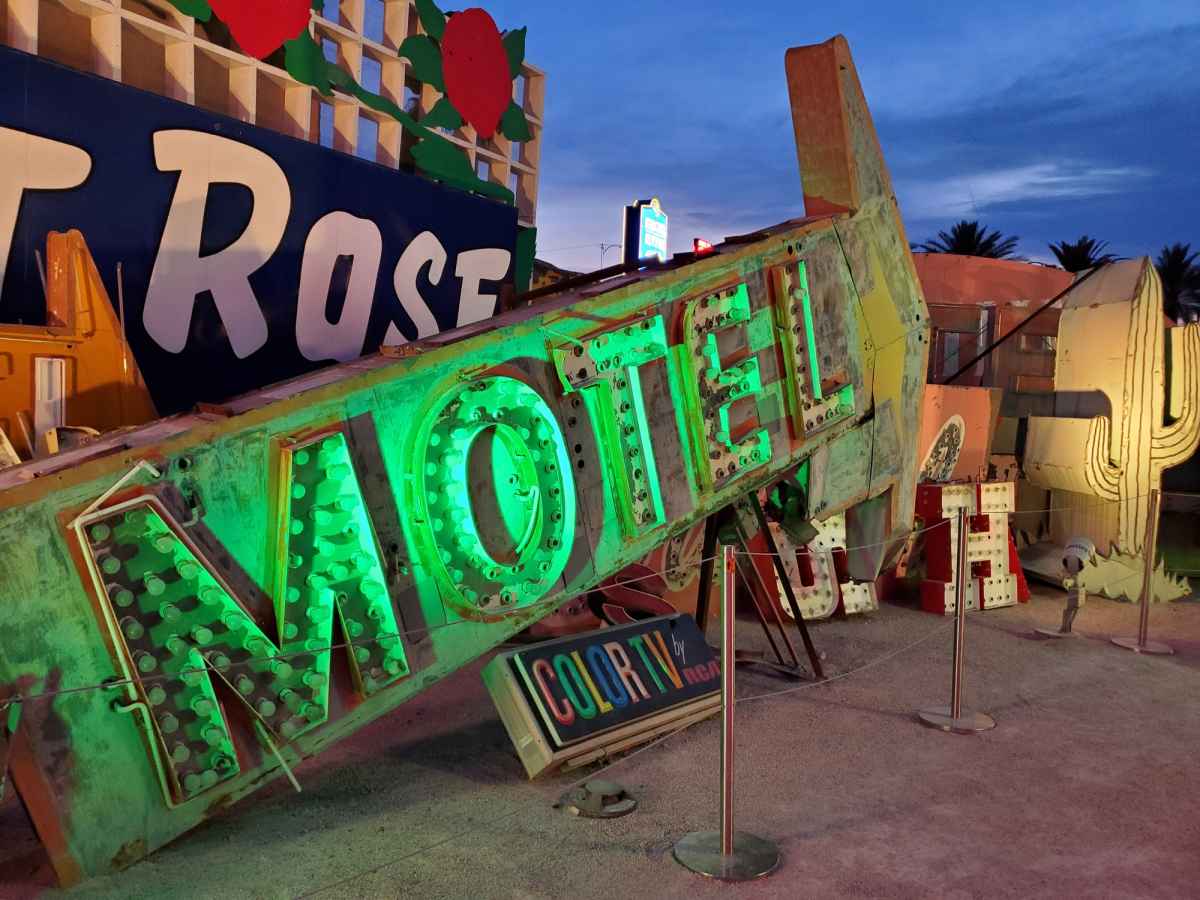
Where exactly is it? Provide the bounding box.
[1047,235,1117,272]
[915,220,1020,259]
[1155,243,1200,320]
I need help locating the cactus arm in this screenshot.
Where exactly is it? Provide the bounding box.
[1151,323,1200,461]
[1084,415,1122,499]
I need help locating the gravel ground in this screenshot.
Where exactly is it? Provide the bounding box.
[3,585,1198,899]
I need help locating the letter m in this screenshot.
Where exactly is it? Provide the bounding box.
[77,430,410,804]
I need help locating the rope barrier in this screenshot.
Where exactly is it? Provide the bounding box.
[556,613,959,792]
[4,557,725,706]
[739,619,957,704]
[293,605,969,892]
[6,486,1195,706]
[0,514,977,706]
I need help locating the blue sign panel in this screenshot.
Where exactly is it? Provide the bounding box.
[637,200,669,262]
[621,197,668,267]
[0,47,517,414]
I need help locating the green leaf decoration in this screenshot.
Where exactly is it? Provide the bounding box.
[475,179,516,204]
[324,62,356,92]
[284,30,330,94]
[168,0,211,21]
[350,83,406,120]
[423,96,463,131]
[415,0,447,41]
[503,27,526,78]
[398,35,444,91]
[411,137,476,188]
[412,137,513,204]
[499,102,531,142]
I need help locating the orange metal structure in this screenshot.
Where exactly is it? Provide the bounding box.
[0,230,156,458]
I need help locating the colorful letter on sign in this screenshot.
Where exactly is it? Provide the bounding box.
[677,282,772,490]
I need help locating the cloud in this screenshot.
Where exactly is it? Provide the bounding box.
[898,161,1155,222]
[875,23,1200,257]
[527,10,1199,270]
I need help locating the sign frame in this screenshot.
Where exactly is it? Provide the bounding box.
[482,614,721,777]
[622,197,669,266]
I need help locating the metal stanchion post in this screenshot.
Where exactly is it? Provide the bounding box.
[674,546,780,881]
[1112,489,1173,655]
[917,508,996,734]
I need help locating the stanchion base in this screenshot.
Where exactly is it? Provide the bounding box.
[1034,628,1075,639]
[916,706,996,734]
[673,830,780,881]
[1110,636,1174,655]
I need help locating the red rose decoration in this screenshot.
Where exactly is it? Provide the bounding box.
[209,0,312,59]
[440,9,512,139]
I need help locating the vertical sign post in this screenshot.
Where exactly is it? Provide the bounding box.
[1112,490,1173,655]
[673,546,780,881]
[917,508,996,734]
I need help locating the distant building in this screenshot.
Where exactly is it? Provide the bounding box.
[913,253,1073,392]
[530,258,581,292]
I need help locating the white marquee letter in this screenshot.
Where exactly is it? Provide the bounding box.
[145,130,290,358]
[385,230,446,346]
[455,248,511,327]
[0,127,91,296]
[296,211,382,362]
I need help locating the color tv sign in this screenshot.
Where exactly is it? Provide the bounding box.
[483,614,719,775]
[622,197,669,265]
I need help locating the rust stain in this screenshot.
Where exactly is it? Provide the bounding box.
[110,838,147,871]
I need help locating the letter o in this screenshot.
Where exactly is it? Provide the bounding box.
[407,375,576,615]
[585,644,628,708]
[553,653,596,719]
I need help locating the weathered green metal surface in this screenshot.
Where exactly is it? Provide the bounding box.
[0,36,928,884]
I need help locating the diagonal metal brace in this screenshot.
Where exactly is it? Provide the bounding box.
[745,493,825,679]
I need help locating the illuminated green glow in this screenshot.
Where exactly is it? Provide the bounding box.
[277,434,408,694]
[678,283,771,489]
[407,376,576,614]
[796,262,823,400]
[552,316,669,538]
[82,432,407,804]
[488,433,531,549]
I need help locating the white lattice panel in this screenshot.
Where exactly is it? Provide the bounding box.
[0,0,543,225]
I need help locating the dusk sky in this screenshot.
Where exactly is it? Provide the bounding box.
[480,1,1199,274]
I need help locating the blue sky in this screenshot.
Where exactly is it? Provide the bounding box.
[476,1,1199,273]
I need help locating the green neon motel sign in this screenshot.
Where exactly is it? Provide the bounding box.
[73,268,832,808]
[0,236,925,886]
